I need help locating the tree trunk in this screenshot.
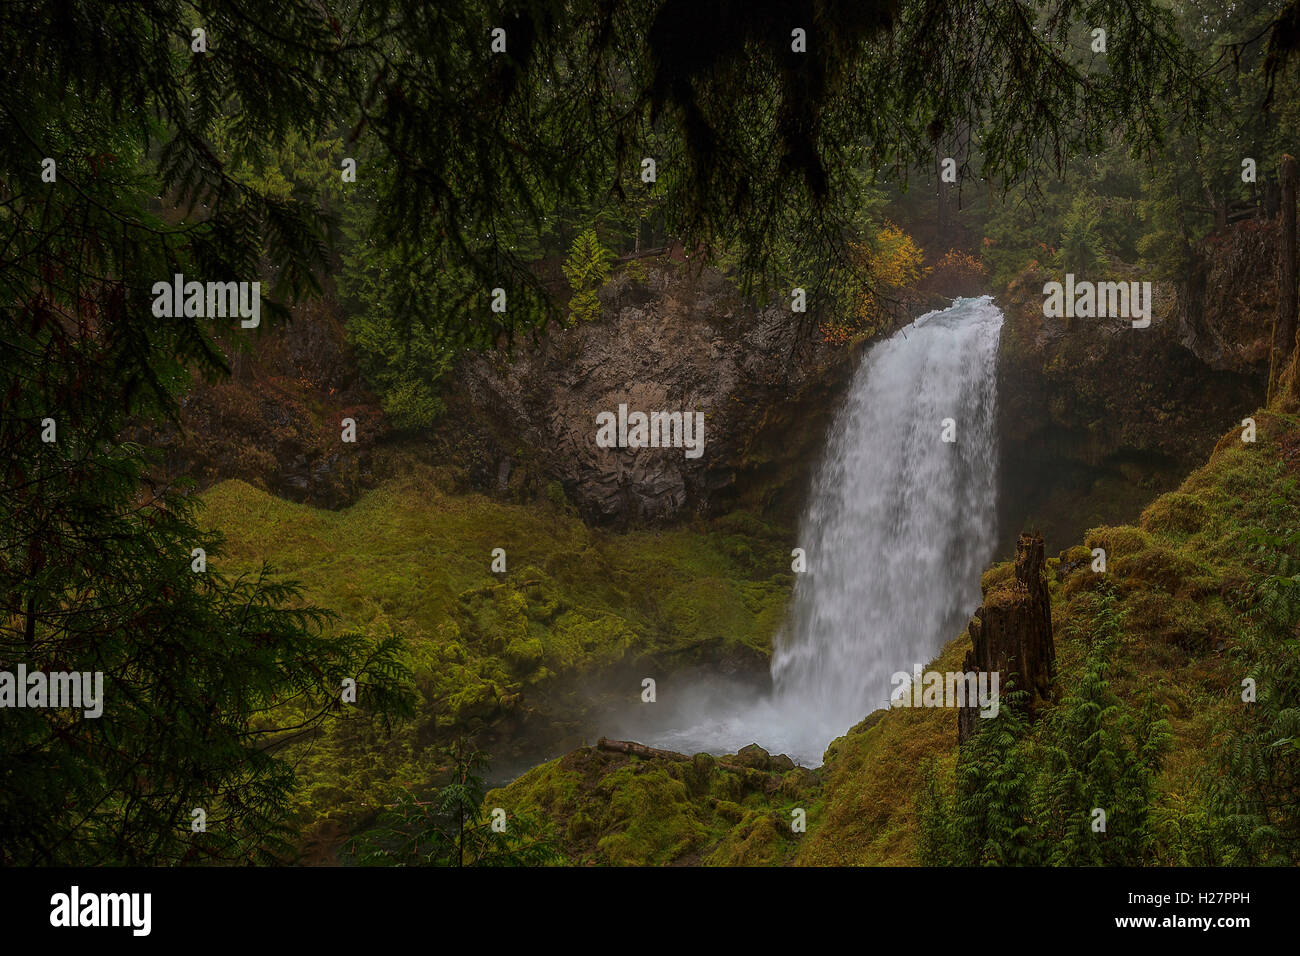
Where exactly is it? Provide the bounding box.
[1280,155,1299,399]
[1205,182,1228,230]
[957,532,1056,744]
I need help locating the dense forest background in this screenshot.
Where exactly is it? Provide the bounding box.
[3,0,1300,866]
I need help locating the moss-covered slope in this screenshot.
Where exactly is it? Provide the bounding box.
[801,405,1297,864]
[200,466,795,839]
[493,405,1299,865]
[488,743,821,865]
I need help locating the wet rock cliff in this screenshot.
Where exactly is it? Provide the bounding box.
[995,224,1273,552]
[451,263,931,527]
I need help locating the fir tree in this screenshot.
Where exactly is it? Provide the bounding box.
[345,741,560,867]
[562,228,613,324]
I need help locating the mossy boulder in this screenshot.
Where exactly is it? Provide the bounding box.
[1085,524,1152,558]
[1141,492,1211,536]
[732,743,776,770]
[487,742,822,865]
[683,752,717,795]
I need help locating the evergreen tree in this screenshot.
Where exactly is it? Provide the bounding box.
[1057,194,1105,277]
[345,741,559,866]
[337,165,461,430]
[0,1,411,862]
[562,228,614,324]
[0,422,418,863]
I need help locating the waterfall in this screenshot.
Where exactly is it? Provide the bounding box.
[625,296,1005,765]
[769,295,1004,755]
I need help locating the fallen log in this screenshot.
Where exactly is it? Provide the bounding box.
[596,737,688,762]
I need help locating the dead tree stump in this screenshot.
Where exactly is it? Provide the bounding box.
[957,532,1056,743]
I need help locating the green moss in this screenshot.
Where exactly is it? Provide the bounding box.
[1111,544,1207,594]
[980,560,1016,594]
[706,810,794,865]
[200,468,796,833]
[490,760,583,819]
[485,744,820,865]
[1084,524,1152,558]
[683,752,716,796]
[595,766,708,864]
[793,403,1300,866]
[1140,492,1210,537]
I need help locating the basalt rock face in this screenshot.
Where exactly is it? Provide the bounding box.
[995,252,1268,552]
[453,264,932,527]
[958,532,1055,744]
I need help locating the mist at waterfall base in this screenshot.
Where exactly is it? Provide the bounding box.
[605,296,1005,767]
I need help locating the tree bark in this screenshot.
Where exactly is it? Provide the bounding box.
[957,532,1056,744]
[1280,155,1299,399]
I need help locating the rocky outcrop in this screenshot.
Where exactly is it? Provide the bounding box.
[453,263,930,526]
[995,256,1268,552]
[730,742,797,772]
[145,259,944,523]
[958,532,1055,743]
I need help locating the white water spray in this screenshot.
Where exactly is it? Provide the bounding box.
[628,296,1005,765]
[769,295,1004,754]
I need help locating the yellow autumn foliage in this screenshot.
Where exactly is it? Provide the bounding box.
[822,222,926,345]
[855,222,925,315]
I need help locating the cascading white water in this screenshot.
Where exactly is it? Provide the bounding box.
[768,295,1004,754]
[626,296,1005,766]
